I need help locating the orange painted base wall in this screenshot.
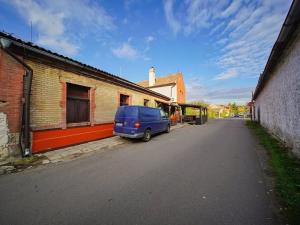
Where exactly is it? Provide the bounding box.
[32,123,114,153]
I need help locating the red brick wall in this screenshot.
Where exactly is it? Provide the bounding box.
[0,49,25,134]
[176,73,186,103]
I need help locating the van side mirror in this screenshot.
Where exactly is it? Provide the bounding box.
[162,114,168,119]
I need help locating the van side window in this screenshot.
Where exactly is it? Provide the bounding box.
[140,108,160,121]
[160,110,166,118]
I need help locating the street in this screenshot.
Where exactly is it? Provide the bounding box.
[0,119,275,225]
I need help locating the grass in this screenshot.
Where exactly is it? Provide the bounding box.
[246,121,300,224]
[12,155,46,168]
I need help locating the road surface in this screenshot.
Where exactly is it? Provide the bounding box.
[0,119,276,225]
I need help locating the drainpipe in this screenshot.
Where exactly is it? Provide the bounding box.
[0,38,33,156]
[22,69,33,156]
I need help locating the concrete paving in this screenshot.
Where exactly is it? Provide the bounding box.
[0,120,277,225]
[41,136,125,163]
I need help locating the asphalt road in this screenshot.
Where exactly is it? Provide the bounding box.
[0,119,276,225]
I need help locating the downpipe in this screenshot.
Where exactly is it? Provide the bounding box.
[22,70,33,156]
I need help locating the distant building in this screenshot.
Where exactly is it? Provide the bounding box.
[209,104,230,118]
[252,0,300,157]
[137,67,186,124]
[137,67,186,104]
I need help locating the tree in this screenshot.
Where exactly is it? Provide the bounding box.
[231,102,239,115]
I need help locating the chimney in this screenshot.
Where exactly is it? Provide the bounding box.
[149,66,155,86]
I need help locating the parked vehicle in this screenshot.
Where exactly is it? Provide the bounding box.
[113,106,170,141]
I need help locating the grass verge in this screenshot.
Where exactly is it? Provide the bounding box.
[10,155,46,170]
[246,121,300,224]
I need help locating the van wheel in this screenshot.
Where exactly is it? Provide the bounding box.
[165,125,170,133]
[143,129,151,142]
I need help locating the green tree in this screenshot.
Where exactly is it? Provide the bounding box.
[232,103,239,115]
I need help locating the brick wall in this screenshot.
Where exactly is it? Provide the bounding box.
[254,27,300,157]
[176,73,186,103]
[25,60,169,131]
[0,49,25,157]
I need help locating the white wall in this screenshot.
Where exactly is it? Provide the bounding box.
[150,84,177,102]
[254,29,300,157]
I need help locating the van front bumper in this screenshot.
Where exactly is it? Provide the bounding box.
[113,131,144,138]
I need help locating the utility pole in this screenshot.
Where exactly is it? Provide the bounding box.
[30,21,32,42]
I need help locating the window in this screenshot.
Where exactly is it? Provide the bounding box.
[67,83,90,123]
[144,99,149,106]
[160,109,167,118]
[120,94,130,106]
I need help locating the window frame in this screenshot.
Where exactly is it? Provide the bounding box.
[119,93,131,106]
[144,99,149,106]
[66,83,91,125]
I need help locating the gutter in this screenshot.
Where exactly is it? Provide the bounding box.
[1,44,33,156]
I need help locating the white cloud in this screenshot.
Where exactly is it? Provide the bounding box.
[213,69,238,80]
[143,35,155,53]
[217,2,290,77]
[203,87,253,103]
[113,38,153,61]
[209,22,226,36]
[163,0,181,34]
[146,36,154,43]
[112,43,139,60]
[163,0,290,36]
[183,0,291,104]
[122,18,129,25]
[216,38,228,45]
[186,77,252,104]
[220,0,241,18]
[124,0,139,10]
[8,0,115,55]
[184,2,289,104]
[38,36,79,55]
[163,0,230,34]
[162,0,291,80]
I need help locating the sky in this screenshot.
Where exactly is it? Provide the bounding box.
[0,0,292,104]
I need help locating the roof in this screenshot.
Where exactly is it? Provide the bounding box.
[178,103,207,109]
[253,0,300,100]
[147,82,176,88]
[137,73,182,88]
[0,32,170,101]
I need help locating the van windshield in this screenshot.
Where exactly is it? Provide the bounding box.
[116,106,139,118]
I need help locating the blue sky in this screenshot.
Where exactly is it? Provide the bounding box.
[0,0,292,104]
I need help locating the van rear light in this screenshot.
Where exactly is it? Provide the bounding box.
[134,121,141,128]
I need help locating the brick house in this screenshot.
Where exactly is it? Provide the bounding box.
[137,67,186,103]
[0,32,170,158]
[137,67,186,124]
[252,0,300,157]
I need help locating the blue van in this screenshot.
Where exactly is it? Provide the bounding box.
[113,106,170,141]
